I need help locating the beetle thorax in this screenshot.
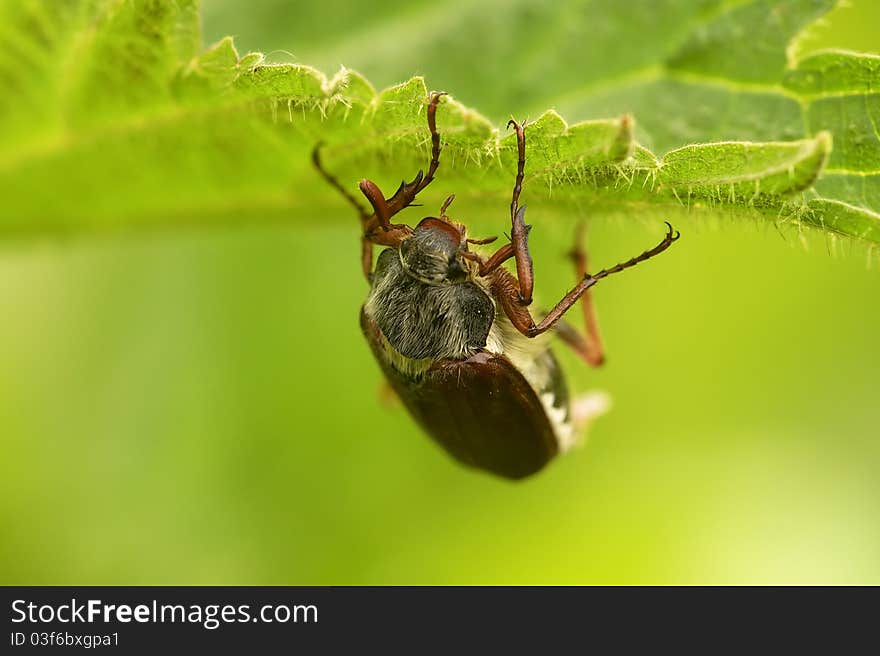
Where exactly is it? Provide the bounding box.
[364,244,494,364]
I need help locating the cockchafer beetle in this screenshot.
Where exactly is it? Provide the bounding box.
[314,92,679,479]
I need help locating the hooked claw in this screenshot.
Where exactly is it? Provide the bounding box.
[663,221,681,242]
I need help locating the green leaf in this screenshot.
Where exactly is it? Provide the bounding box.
[0,0,878,247]
[666,0,832,84]
[657,135,830,196]
[781,50,880,240]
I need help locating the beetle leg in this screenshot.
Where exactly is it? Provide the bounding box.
[507,119,535,305]
[493,223,680,338]
[359,178,393,228]
[362,91,448,225]
[422,91,445,188]
[312,144,376,281]
[478,118,529,279]
[313,93,446,277]
[360,238,374,281]
[554,319,604,367]
[554,223,605,367]
[312,143,371,219]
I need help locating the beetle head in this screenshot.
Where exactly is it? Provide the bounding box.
[399,217,471,285]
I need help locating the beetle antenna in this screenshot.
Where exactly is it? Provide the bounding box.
[467,236,499,245]
[440,194,455,220]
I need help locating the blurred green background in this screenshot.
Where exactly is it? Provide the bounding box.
[1,0,879,584]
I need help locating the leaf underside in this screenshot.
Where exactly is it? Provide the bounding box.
[0,0,877,245]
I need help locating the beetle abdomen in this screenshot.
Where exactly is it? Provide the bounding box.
[361,310,558,479]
